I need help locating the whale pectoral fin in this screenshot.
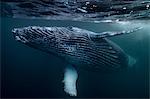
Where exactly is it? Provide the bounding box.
[93,27,142,38]
[62,65,78,96]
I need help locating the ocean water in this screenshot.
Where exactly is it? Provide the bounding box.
[1,17,149,98]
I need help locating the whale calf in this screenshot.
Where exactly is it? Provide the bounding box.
[12,26,141,96]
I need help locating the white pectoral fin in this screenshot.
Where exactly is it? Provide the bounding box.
[63,65,78,96]
[94,27,142,38]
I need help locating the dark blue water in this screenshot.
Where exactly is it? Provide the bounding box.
[1,17,149,98]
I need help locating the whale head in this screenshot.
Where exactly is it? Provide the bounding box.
[12,26,56,51]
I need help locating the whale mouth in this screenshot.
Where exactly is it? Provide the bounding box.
[12,28,28,43]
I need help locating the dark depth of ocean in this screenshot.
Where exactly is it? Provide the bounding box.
[1,17,149,98]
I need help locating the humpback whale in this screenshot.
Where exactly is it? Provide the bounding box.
[12,26,141,96]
